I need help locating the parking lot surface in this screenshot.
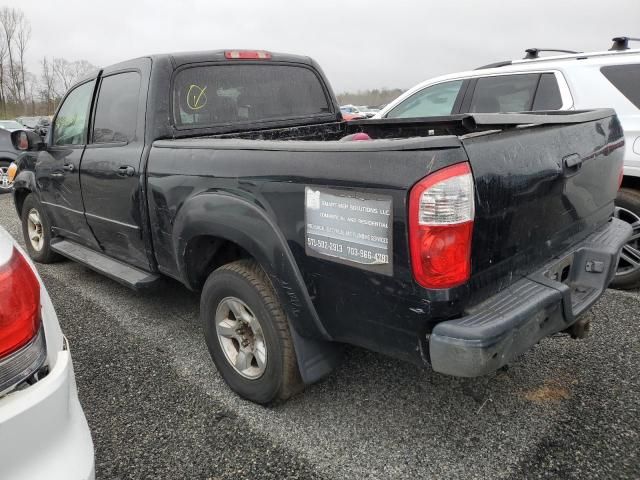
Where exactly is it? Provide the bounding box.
[1,193,638,479]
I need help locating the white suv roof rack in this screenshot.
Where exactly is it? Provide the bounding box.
[476,36,640,70]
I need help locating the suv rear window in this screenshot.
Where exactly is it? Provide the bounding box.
[470,74,539,113]
[601,64,640,109]
[173,64,331,128]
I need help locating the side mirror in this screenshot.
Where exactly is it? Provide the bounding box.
[11,129,46,152]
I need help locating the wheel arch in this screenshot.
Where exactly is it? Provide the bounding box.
[12,170,37,216]
[172,192,342,384]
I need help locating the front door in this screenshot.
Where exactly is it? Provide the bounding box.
[37,79,99,248]
[80,61,152,270]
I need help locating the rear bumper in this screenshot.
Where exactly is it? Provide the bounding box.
[429,218,631,377]
[0,344,95,480]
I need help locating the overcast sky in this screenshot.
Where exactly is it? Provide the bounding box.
[5,0,640,92]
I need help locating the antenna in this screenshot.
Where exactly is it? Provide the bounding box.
[523,48,580,60]
[609,36,640,51]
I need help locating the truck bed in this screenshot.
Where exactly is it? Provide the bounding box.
[148,109,624,365]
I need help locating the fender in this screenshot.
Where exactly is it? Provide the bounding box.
[171,191,342,384]
[12,168,37,216]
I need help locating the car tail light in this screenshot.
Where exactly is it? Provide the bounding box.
[409,162,475,289]
[225,50,272,60]
[0,248,41,358]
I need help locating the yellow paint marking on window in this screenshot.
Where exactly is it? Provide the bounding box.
[187,84,208,110]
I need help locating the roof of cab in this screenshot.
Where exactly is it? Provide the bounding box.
[157,49,314,68]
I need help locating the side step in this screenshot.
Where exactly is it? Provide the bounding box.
[51,239,161,291]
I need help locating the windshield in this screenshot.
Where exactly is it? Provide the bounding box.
[173,64,331,128]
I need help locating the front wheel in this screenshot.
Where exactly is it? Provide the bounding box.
[20,194,61,263]
[0,161,13,194]
[201,259,303,404]
[611,188,640,289]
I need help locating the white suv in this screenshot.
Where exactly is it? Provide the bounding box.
[375,37,640,288]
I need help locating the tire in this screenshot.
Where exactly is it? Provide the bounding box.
[611,187,640,290]
[201,259,303,404]
[20,194,61,263]
[0,160,12,194]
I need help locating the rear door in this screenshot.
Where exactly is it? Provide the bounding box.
[80,58,152,270]
[36,78,99,246]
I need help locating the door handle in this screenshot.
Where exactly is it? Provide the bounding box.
[62,163,74,172]
[117,165,135,177]
[563,154,582,170]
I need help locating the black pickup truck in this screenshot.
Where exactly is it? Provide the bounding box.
[11,50,630,404]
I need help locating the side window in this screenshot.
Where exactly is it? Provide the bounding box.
[532,73,563,110]
[386,80,463,118]
[92,72,141,143]
[601,64,640,109]
[469,74,539,113]
[52,80,95,146]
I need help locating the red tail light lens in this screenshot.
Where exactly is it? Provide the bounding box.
[225,50,272,60]
[0,248,41,358]
[409,162,475,289]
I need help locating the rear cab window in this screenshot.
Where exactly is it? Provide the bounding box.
[601,64,640,109]
[173,64,331,128]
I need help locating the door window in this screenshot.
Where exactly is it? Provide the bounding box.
[469,74,539,113]
[92,72,141,143]
[386,80,463,118]
[52,80,95,146]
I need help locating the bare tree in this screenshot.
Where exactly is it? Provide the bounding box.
[0,7,19,103]
[16,11,30,106]
[0,29,7,116]
[40,56,57,112]
[53,57,96,92]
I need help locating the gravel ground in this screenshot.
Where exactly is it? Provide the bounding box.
[1,192,638,479]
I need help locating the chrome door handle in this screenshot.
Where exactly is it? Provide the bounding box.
[117,166,135,177]
[62,163,74,172]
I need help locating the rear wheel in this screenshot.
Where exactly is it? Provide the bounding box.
[611,188,640,289]
[201,259,303,404]
[20,194,61,263]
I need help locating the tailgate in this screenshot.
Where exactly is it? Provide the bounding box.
[461,110,625,299]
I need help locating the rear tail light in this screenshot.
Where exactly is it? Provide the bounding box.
[0,248,41,358]
[409,162,475,289]
[225,50,272,60]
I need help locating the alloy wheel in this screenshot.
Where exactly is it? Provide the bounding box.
[215,296,267,379]
[615,207,640,277]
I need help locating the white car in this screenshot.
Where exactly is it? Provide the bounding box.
[0,227,94,480]
[375,36,640,288]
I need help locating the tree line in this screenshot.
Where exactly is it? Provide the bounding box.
[336,88,405,108]
[0,6,96,119]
